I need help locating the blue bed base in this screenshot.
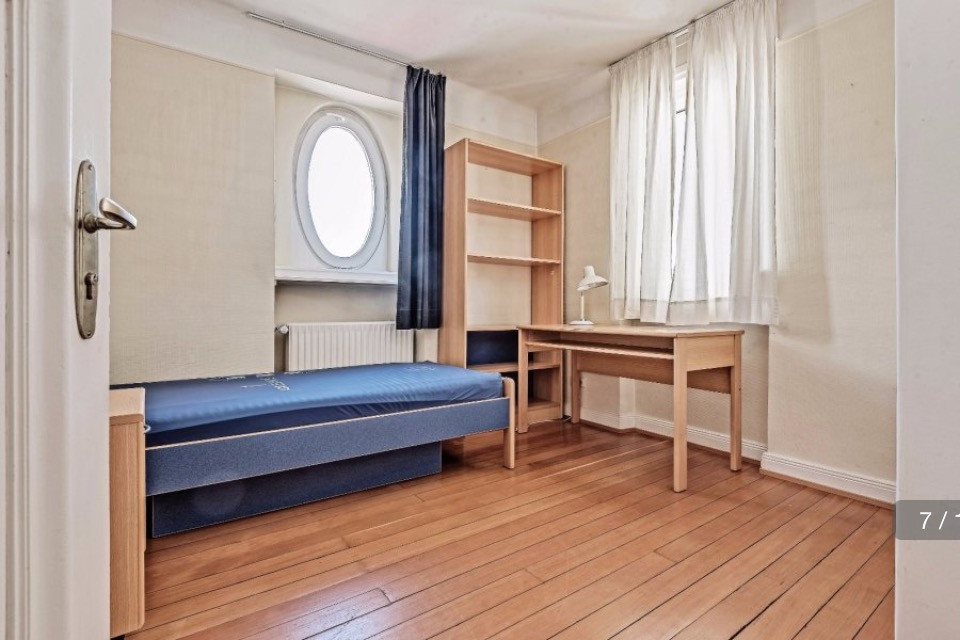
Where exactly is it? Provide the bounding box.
[148,444,441,537]
[146,396,510,537]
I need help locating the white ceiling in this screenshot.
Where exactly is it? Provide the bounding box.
[220,0,730,107]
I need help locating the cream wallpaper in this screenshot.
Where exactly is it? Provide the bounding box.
[767,0,896,482]
[274,123,538,368]
[541,0,896,483]
[274,84,403,279]
[539,119,771,450]
[110,35,543,376]
[110,36,276,383]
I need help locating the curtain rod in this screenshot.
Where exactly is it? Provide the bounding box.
[608,0,740,68]
[246,12,410,69]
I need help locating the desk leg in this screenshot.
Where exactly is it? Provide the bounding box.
[730,333,743,471]
[517,329,529,434]
[570,351,581,424]
[673,339,689,492]
[503,377,516,469]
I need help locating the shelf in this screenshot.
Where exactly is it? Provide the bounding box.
[528,361,561,371]
[469,362,518,374]
[525,340,675,360]
[468,197,561,222]
[528,399,562,423]
[468,325,518,332]
[529,399,561,410]
[467,253,560,267]
[468,361,561,374]
[467,140,562,176]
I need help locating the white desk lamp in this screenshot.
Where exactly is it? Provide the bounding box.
[570,265,609,326]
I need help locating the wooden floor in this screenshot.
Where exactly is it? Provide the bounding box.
[132,422,894,640]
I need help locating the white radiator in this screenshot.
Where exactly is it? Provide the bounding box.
[282,322,414,372]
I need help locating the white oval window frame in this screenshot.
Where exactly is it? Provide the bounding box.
[294,105,388,269]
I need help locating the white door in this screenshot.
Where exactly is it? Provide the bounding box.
[3,0,116,638]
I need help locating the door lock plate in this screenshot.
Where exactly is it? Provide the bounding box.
[75,160,100,339]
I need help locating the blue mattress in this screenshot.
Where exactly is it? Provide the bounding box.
[138,362,503,446]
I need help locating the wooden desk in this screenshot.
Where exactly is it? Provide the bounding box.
[518,324,743,492]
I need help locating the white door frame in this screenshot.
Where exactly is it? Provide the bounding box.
[3,3,29,635]
[3,1,113,638]
[1,0,11,634]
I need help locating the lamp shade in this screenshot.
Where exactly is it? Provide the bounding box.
[576,265,609,292]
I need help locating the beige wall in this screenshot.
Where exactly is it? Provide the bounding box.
[539,120,612,328]
[539,0,894,478]
[274,84,403,277]
[111,34,542,376]
[110,36,275,383]
[539,119,770,451]
[767,0,896,483]
[273,121,537,369]
[271,84,403,370]
[537,120,618,418]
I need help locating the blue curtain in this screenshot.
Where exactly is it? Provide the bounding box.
[396,66,446,330]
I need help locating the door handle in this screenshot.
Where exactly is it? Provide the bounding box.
[83,196,138,232]
[74,160,139,339]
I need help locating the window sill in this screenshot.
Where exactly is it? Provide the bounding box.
[275,268,398,286]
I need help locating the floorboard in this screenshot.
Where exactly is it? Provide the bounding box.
[130,422,894,640]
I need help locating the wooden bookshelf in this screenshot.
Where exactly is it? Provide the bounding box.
[440,139,564,426]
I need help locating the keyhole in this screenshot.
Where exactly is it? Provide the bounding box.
[84,272,98,300]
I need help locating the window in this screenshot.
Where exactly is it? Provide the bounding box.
[294,106,387,269]
[608,2,776,325]
[673,31,690,230]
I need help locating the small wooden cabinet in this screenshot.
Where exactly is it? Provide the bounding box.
[109,388,146,637]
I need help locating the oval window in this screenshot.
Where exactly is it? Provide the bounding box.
[295,107,387,268]
[307,127,374,257]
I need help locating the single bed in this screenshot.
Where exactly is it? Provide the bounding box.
[134,362,516,536]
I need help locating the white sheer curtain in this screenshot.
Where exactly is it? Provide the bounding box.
[609,38,676,321]
[610,0,777,325]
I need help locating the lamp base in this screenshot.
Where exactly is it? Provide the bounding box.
[568,319,595,326]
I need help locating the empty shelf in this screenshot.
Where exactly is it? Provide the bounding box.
[467,325,518,332]
[468,197,561,221]
[468,361,561,374]
[468,254,560,267]
[527,399,562,422]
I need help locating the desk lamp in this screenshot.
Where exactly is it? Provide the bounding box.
[570,265,608,326]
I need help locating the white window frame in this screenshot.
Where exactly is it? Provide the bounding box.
[672,30,691,270]
[293,105,388,270]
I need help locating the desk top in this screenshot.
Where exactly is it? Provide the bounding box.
[518,324,744,338]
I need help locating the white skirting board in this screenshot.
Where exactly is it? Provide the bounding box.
[580,409,768,462]
[759,452,896,505]
[579,408,895,504]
